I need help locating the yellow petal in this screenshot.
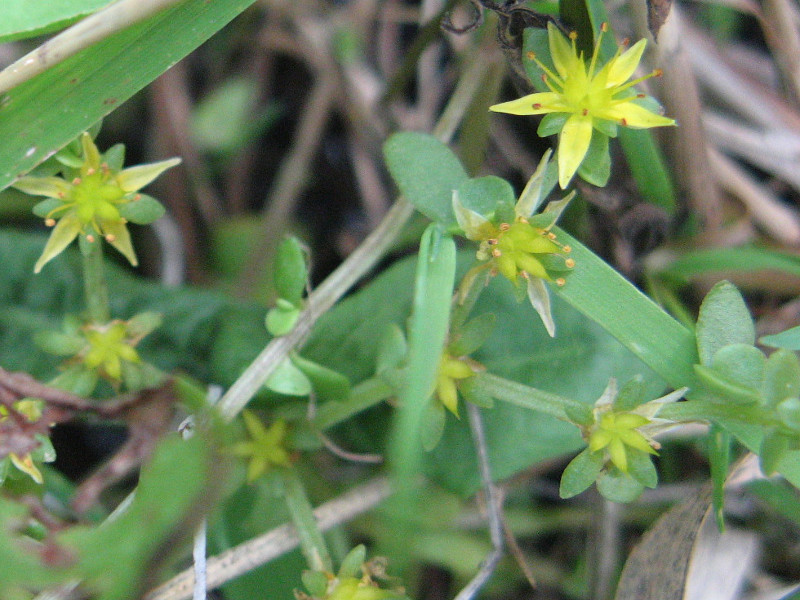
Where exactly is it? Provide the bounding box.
[600,101,675,128]
[34,214,82,273]
[10,453,43,484]
[608,438,628,472]
[13,176,72,199]
[557,114,593,188]
[490,92,566,116]
[81,132,102,170]
[606,39,647,87]
[515,149,552,217]
[103,220,138,266]
[116,157,181,192]
[547,22,580,80]
[437,376,460,417]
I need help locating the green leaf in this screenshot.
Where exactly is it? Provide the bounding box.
[553,228,699,390]
[389,225,456,497]
[660,246,800,285]
[695,281,754,366]
[710,343,765,393]
[760,429,795,476]
[383,132,469,226]
[627,449,658,489]
[694,364,762,405]
[265,304,300,337]
[265,358,312,397]
[302,570,329,597]
[0,0,257,193]
[560,447,603,498]
[274,236,308,306]
[338,544,367,579]
[448,312,496,357]
[291,353,350,402]
[614,376,645,412]
[375,324,408,375]
[596,468,644,503]
[422,399,447,452]
[191,76,281,155]
[576,132,610,187]
[455,176,516,220]
[62,434,221,600]
[117,194,166,225]
[777,397,800,431]
[0,0,114,44]
[761,325,800,351]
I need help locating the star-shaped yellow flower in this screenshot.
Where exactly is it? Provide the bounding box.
[490,22,675,188]
[13,132,179,273]
[230,412,291,482]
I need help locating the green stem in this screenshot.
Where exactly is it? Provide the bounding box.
[281,467,333,573]
[82,239,110,323]
[475,372,587,421]
[314,376,395,430]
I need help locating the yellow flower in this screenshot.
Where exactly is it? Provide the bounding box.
[434,351,478,417]
[453,151,574,336]
[0,400,52,485]
[82,321,142,382]
[230,412,291,482]
[13,132,179,273]
[490,22,675,189]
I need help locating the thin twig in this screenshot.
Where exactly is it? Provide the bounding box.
[0,0,188,94]
[144,477,392,600]
[453,404,504,600]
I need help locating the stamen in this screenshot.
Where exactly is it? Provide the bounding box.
[600,22,608,33]
[565,258,576,268]
[636,93,645,98]
[532,103,542,109]
[563,245,572,253]
[520,271,530,279]
[72,177,81,185]
[86,234,95,243]
[105,234,115,242]
[547,232,557,240]
[45,218,56,227]
[556,278,566,286]
[499,223,511,231]
[526,51,535,61]
[582,108,589,116]
[621,118,628,126]
[569,31,578,40]
[86,168,96,176]
[654,69,663,77]
[491,249,501,258]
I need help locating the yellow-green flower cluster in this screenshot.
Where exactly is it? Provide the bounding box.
[434,350,480,417]
[0,400,53,485]
[230,411,291,482]
[454,151,574,336]
[13,132,179,272]
[490,22,675,188]
[297,545,409,600]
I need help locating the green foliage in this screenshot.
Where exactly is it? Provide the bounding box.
[0,0,258,193]
[0,0,114,43]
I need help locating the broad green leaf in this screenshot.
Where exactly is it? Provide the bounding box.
[761,326,800,351]
[710,343,765,394]
[627,449,658,489]
[117,194,166,225]
[455,176,516,220]
[0,0,114,43]
[265,358,312,397]
[576,131,611,187]
[274,236,307,306]
[596,469,644,502]
[0,0,258,192]
[560,447,603,498]
[696,281,755,366]
[291,353,350,402]
[383,132,468,226]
